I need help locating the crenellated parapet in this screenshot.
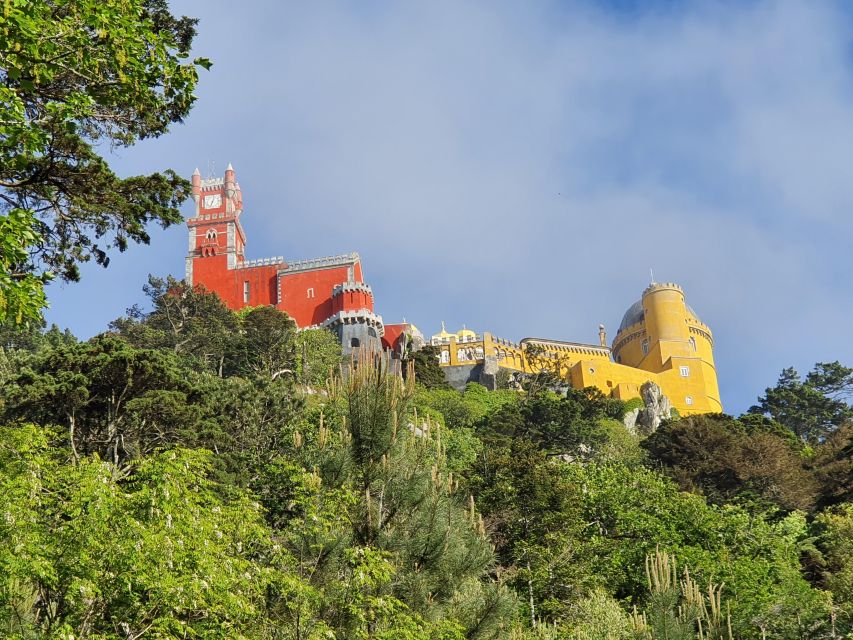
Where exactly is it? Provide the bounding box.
[235,256,285,269]
[282,253,361,273]
[322,309,385,336]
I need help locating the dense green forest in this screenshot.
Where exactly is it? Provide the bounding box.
[0,278,851,639]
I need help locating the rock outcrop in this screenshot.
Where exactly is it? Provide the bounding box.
[623,381,673,436]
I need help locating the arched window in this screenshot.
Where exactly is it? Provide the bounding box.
[350,338,360,348]
[641,339,649,356]
[206,229,217,241]
[368,328,377,338]
[689,337,697,351]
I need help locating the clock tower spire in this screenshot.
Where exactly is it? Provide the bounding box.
[185,164,246,285]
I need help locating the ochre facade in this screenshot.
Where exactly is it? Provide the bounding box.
[432,283,722,415]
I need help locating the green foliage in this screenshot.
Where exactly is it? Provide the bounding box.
[749,363,853,443]
[643,413,818,512]
[1,335,205,466]
[631,550,733,640]
[623,397,646,413]
[0,0,209,322]
[236,305,297,380]
[813,505,853,632]
[414,382,518,430]
[470,439,597,625]
[0,424,274,639]
[560,462,832,639]
[477,389,624,458]
[0,208,50,324]
[314,356,516,637]
[2,277,850,639]
[295,327,342,387]
[809,423,853,508]
[111,274,239,374]
[403,344,450,389]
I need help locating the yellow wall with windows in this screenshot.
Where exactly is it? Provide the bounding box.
[434,282,722,416]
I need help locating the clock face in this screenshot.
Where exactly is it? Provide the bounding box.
[203,194,222,209]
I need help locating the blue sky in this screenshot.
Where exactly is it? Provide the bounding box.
[44,0,853,415]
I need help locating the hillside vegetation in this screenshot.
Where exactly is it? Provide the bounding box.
[0,281,851,640]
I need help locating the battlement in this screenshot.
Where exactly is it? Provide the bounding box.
[200,178,224,189]
[235,256,285,269]
[521,337,611,357]
[643,282,683,296]
[281,252,360,273]
[333,282,373,297]
[322,309,385,336]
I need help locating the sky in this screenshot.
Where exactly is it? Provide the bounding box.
[44,0,853,415]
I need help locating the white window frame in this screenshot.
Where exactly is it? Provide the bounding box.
[680,365,690,377]
[306,287,314,299]
[243,281,250,303]
[685,396,694,406]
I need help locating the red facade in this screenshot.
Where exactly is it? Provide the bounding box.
[185,166,387,348]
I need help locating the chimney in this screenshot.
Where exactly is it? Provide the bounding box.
[598,324,607,348]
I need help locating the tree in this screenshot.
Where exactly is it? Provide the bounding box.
[234,306,297,381]
[295,327,342,387]
[808,422,853,509]
[469,438,597,625]
[0,0,209,323]
[813,505,853,635]
[403,344,450,389]
[642,414,818,512]
[749,363,853,443]
[111,275,238,375]
[308,355,515,637]
[476,389,623,459]
[0,424,276,638]
[1,336,209,467]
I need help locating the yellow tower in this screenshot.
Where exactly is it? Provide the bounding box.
[612,282,721,413]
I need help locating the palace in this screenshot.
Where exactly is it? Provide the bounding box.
[184,165,415,354]
[183,165,721,415]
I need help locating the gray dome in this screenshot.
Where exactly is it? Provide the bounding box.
[686,304,702,324]
[618,300,703,333]
[619,300,644,332]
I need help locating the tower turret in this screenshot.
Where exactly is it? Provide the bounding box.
[224,162,236,201]
[191,167,201,203]
[611,282,721,414]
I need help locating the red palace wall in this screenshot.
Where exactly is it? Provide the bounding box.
[279,266,354,327]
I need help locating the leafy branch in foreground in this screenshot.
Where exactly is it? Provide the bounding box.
[0,0,210,323]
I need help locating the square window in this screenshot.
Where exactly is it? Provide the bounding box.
[680,365,690,377]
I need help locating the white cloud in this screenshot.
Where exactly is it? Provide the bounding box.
[45,0,853,413]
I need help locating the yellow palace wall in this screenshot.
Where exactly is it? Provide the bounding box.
[434,282,723,416]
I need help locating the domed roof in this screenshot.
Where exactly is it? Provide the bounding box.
[431,321,454,341]
[457,326,476,338]
[618,300,703,332]
[619,300,644,332]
